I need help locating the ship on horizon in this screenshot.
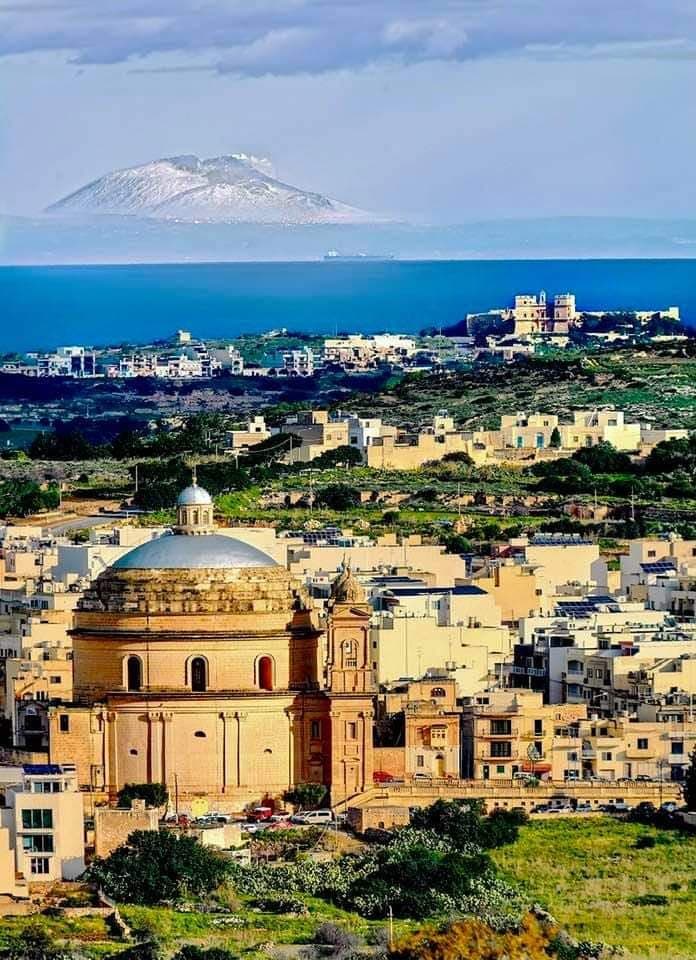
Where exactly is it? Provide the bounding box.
[323,250,396,262]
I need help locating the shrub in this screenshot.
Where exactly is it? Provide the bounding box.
[314,923,361,954]
[117,782,169,809]
[283,782,327,810]
[629,894,669,907]
[635,835,656,849]
[87,829,231,904]
[172,949,238,960]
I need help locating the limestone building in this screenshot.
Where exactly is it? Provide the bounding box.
[49,482,375,810]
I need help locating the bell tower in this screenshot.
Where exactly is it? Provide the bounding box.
[174,468,216,536]
[325,565,375,806]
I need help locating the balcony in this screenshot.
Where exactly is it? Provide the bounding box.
[479,725,519,738]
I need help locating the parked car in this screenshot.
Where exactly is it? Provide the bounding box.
[574,801,593,813]
[661,802,679,814]
[373,770,395,784]
[634,774,653,782]
[247,806,273,823]
[413,772,432,781]
[291,809,335,826]
[269,811,291,823]
[531,804,550,814]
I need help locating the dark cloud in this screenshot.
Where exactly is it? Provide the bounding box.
[2,0,696,74]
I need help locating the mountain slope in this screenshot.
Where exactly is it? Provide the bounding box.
[47,154,380,224]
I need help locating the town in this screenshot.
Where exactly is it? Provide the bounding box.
[0,302,694,960]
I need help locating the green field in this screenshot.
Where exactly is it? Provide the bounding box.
[492,818,696,960]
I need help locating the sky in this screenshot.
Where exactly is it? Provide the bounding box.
[1,0,696,222]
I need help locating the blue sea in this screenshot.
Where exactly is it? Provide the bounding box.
[1,259,695,353]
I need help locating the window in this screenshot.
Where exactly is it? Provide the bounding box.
[637,738,649,750]
[672,740,684,755]
[310,720,321,739]
[50,676,61,684]
[343,640,358,669]
[430,687,446,698]
[30,857,50,875]
[534,741,544,757]
[491,719,511,736]
[34,781,60,793]
[59,714,69,733]
[496,765,506,774]
[194,730,207,738]
[601,751,613,761]
[257,656,273,691]
[534,719,543,736]
[490,741,512,758]
[416,755,424,767]
[346,721,357,740]
[23,834,53,853]
[21,809,53,830]
[430,725,447,745]
[191,657,207,692]
[568,752,578,762]
[127,656,142,691]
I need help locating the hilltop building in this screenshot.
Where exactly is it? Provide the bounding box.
[48,482,376,809]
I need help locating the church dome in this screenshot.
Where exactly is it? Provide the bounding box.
[330,565,366,603]
[177,483,213,507]
[112,532,277,571]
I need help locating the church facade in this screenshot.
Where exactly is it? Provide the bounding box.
[49,483,374,809]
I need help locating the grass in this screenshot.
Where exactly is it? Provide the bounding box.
[492,817,696,960]
[0,895,411,959]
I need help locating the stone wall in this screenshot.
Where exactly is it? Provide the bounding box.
[94,800,159,858]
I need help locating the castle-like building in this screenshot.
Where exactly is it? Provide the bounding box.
[49,482,375,809]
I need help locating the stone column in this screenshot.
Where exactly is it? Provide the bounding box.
[221,711,236,792]
[147,711,162,783]
[161,711,174,790]
[105,711,118,795]
[236,712,247,788]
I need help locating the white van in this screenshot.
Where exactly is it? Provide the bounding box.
[291,809,334,825]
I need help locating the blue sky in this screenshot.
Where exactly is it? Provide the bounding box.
[1,0,695,221]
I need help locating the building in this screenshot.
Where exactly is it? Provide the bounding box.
[49,483,376,810]
[93,798,160,858]
[461,690,587,781]
[0,763,85,893]
[36,347,96,379]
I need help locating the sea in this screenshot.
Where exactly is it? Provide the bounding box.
[1,258,695,353]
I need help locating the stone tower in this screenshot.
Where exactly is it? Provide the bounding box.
[325,565,375,805]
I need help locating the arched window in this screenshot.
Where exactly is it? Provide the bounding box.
[430,687,446,698]
[127,656,142,691]
[258,656,274,691]
[191,657,207,692]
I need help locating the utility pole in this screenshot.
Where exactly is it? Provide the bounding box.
[388,904,394,951]
[134,463,139,495]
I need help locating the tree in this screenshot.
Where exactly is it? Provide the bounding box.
[87,830,231,904]
[29,428,98,461]
[283,782,327,810]
[311,445,363,468]
[315,483,361,511]
[684,748,696,811]
[549,426,561,449]
[572,441,633,475]
[117,782,169,809]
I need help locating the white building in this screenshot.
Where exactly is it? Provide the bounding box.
[0,763,85,893]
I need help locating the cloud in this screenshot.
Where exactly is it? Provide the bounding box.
[2,0,696,74]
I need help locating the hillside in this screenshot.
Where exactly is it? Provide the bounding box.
[343,348,696,432]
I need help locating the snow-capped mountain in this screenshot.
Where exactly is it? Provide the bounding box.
[47,154,381,224]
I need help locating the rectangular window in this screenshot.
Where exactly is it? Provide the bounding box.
[22,834,54,853]
[496,765,506,774]
[672,741,684,755]
[30,857,50,875]
[534,741,544,758]
[310,720,321,739]
[416,755,424,768]
[346,721,357,740]
[637,738,649,750]
[601,751,613,761]
[490,719,511,736]
[50,676,61,684]
[534,719,543,736]
[59,715,70,733]
[490,741,512,758]
[21,809,53,830]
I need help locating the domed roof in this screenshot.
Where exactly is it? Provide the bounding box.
[177,483,213,506]
[330,565,366,603]
[112,532,277,571]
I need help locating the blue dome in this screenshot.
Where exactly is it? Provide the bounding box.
[177,484,213,506]
[112,533,277,571]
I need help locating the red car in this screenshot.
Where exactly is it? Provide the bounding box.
[247,805,273,822]
[373,771,395,784]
